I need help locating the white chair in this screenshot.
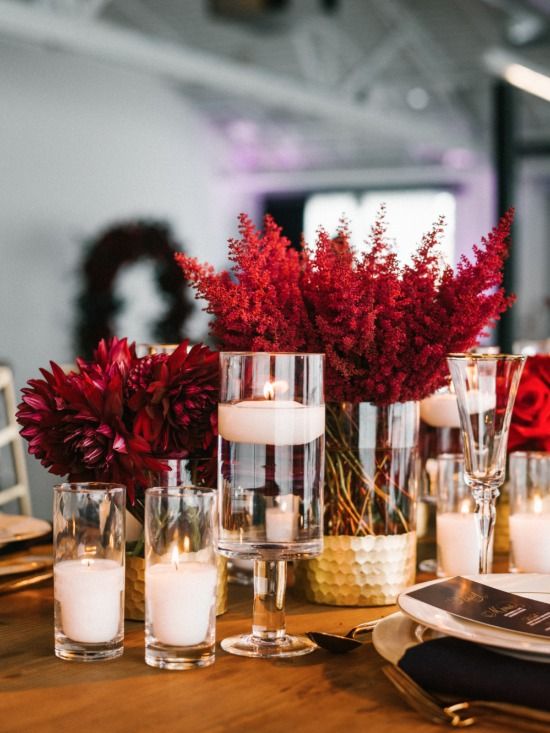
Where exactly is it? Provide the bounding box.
[0,366,32,515]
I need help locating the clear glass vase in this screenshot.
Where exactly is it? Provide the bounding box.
[296,401,418,606]
[324,401,418,536]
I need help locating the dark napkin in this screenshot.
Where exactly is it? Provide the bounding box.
[399,637,550,712]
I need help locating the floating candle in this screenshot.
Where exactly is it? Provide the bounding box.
[218,387,324,446]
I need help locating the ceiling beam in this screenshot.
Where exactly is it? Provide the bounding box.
[0,0,469,147]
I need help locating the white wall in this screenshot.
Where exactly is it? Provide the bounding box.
[0,39,258,518]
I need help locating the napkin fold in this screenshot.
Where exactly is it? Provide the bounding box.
[399,637,550,712]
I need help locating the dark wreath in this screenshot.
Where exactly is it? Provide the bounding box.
[75,220,194,358]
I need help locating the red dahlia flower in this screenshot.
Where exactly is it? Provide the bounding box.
[16,360,166,503]
[128,340,219,457]
[16,337,219,510]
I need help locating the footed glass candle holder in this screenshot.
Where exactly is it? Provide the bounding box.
[53,483,126,662]
[218,352,325,659]
[145,487,217,670]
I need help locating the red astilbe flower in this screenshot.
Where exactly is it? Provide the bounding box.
[301,221,378,401]
[128,340,219,457]
[16,360,166,503]
[175,213,312,352]
[176,209,514,405]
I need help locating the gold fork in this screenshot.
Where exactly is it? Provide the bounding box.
[383,664,550,731]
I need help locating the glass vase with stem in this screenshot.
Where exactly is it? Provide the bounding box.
[218,352,325,658]
[447,353,526,574]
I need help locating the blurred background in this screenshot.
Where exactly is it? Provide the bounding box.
[1,0,549,516]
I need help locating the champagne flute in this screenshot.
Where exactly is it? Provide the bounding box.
[447,354,526,574]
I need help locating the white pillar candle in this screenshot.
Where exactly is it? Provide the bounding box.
[54,559,124,643]
[437,512,481,576]
[420,393,460,428]
[509,513,550,573]
[146,561,217,646]
[218,400,325,446]
[265,498,298,542]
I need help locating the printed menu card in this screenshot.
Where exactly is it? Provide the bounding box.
[404,576,550,638]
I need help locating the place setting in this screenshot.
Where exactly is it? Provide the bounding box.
[371,353,550,729]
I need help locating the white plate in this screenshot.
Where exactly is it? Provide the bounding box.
[396,574,550,662]
[0,513,51,546]
[0,555,53,576]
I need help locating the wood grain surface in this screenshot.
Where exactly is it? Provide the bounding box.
[0,550,505,733]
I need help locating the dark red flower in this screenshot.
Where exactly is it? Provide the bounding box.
[508,355,550,452]
[16,361,166,503]
[77,336,137,384]
[16,337,220,509]
[128,340,219,457]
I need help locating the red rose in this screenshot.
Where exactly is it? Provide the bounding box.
[508,355,550,452]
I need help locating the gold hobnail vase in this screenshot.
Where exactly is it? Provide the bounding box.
[294,532,417,606]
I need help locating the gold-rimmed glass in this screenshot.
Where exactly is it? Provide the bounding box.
[447,353,526,574]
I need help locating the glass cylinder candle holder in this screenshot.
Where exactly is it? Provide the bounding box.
[509,451,550,573]
[419,385,462,501]
[218,352,325,559]
[145,487,217,670]
[53,483,126,662]
[436,453,493,578]
[436,454,491,577]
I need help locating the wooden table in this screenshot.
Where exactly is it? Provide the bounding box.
[0,566,503,733]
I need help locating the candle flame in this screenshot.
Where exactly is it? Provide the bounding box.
[534,494,543,514]
[262,380,289,400]
[460,499,470,514]
[183,536,190,553]
[171,545,179,569]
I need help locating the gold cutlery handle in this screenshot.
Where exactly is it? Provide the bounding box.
[0,570,53,595]
[384,665,550,731]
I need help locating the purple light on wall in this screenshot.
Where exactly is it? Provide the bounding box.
[442,148,477,170]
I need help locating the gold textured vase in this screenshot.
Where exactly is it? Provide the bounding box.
[295,533,417,606]
[124,554,229,621]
